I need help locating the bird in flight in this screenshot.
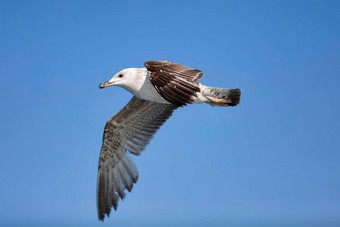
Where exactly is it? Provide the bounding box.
[97,61,241,221]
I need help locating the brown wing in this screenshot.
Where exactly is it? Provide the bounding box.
[97,96,177,221]
[145,61,202,106]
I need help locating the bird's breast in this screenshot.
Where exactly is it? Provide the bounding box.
[131,77,170,104]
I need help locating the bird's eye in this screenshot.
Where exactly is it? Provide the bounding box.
[118,74,123,78]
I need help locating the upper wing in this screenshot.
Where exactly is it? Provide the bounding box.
[97,96,177,221]
[145,61,202,106]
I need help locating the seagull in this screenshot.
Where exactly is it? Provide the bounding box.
[97,61,241,221]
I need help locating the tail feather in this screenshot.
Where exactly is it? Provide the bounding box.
[203,87,241,107]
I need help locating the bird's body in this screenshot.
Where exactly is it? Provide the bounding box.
[106,67,211,105]
[97,61,241,221]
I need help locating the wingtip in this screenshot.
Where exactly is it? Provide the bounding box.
[98,210,105,221]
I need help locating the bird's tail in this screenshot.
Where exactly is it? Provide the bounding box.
[202,86,241,107]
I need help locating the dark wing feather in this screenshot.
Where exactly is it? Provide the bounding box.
[97,96,177,221]
[145,60,204,81]
[145,61,202,106]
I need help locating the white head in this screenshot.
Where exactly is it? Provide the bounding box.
[99,68,146,92]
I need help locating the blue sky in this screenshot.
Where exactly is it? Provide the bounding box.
[0,0,339,226]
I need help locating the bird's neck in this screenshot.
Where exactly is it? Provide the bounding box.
[121,68,148,95]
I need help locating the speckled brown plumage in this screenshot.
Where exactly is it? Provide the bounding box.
[97,96,177,221]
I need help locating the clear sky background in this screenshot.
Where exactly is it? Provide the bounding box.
[0,0,339,226]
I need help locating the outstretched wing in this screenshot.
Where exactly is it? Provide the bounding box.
[97,96,177,221]
[145,61,202,106]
